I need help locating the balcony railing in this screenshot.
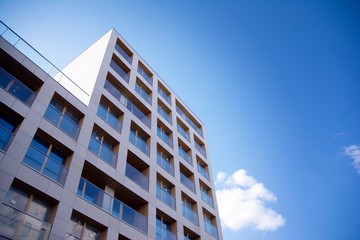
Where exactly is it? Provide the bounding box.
[179,147,192,166]
[88,136,117,168]
[0,67,37,106]
[197,163,210,181]
[0,204,52,240]
[157,153,174,176]
[135,83,152,105]
[110,59,129,83]
[158,105,172,124]
[158,88,171,105]
[205,221,218,239]
[0,21,89,104]
[137,66,153,86]
[195,142,207,158]
[129,131,150,157]
[156,184,176,210]
[125,163,149,191]
[176,105,203,137]
[104,80,151,128]
[97,103,122,133]
[77,178,148,234]
[182,204,199,226]
[0,125,15,152]
[156,226,177,240]
[177,124,190,142]
[44,104,80,140]
[157,127,173,148]
[22,145,68,185]
[201,189,214,208]
[180,173,196,193]
[115,43,132,64]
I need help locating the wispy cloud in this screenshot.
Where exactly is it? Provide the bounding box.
[344,145,360,174]
[215,169,285,232]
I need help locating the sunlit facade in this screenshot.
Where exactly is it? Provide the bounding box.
[0,21,222,240]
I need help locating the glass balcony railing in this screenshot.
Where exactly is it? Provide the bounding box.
[176,105,203,137]
[44,104,80,140]
[0,67,37,106]
[88,136,117,168]
[0,204,52,240]
[158,88,171,105]
[137,66,152,86]
[104,80,151,128]
[157,127,173,148]
[110,59,129,83]
[177,124,190,142]
[157,153,174,176]
[158,105,172,124]
[180,173,196,193]
[115,43,132,64]
[135,84,152,105]
[129,130,150,157]
[97,103,122,133]
[197,164,210,181]
[0,125,15,152]
[195,142,207,158]
[22,145,68,185]
[0,21,89,104]
[179,147,192,166]
[201,189,214,208]
[182,204,199,226]
[125,163,149,191]
[156,184,176,210]
[156,226,177,240]
[205,221,218,239]
[77,178,148,234]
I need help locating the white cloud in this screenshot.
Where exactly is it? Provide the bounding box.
[344,145,360,174]
[216,169,285,232]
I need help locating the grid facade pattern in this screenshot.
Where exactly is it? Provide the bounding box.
[0,22,222,240]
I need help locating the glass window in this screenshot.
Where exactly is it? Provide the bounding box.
[0,112,18,151]
[67,217,101,240]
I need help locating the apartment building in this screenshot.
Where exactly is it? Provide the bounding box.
[0,21,223,240]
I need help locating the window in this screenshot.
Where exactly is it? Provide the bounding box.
[66,216,101,240]
[135,79,152,105]
[157,148,174,176]
[23,135,69,185]
[158,82,171,105]
[0,186,52,239]
[88,130,117,167]
[157,125,173,148]
[110,56,130,83]
[157,177,175,209]
[97,100,122,133]
[115,40,133,64]
[182,195,199,226]
[137,62,153,86]
[44,98,81,139]
[129,127,150,157]
[0,106,21,152]
[156,215,175,240]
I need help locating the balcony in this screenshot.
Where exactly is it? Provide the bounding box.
[156,225,177,240]
[22,145,68,185]
[177,124,190,142]
[0,204,52,240]
[197,163,210,181]
[158,87,171,105]
[157,152,174,176]
[88,135,117,168]
[156,184,176,210]
[158,105,172,124]
[125,163,149,191]
[182,204,199,226]
[201,189,214,208]
[157,127,173,148]
[137,65,152,86]
[44,104,80,140]
[180,173,196,193]
[176,105,203,138]
[195,142,207,158]
[0,67,36,106]
[179,147,192,166]
[129,130,150,157]
[0,125,14,152]
[135,83,152,105]
[115,43,132,64]
[110,59,129,83]
[104,79,151,128]
[205,221,218,239]
[97,102,122,133]
[77,178,148,234]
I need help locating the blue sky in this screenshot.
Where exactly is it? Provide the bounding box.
[1,1,360,239]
